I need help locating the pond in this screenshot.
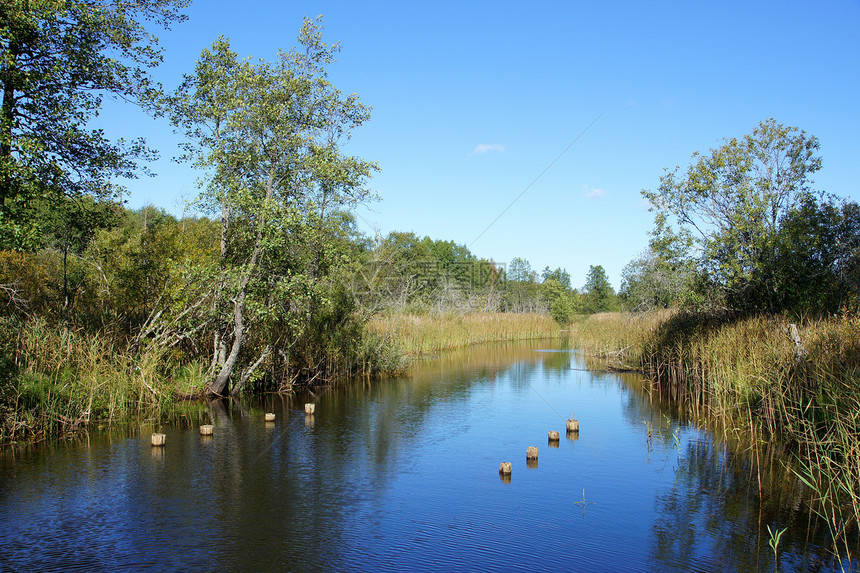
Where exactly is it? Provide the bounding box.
[0,340,854,572]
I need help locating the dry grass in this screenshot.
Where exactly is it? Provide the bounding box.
[367,312,560,355]
[566,309,860,552]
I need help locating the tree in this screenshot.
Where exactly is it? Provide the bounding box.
[769,196,860,314]
[583,264,616,314]
[508,257,533,283]
[541,266,571,290]
[642,119,822,312]
[0,0,188,250]
[170,18,377,395]
[620,217,696,311]
[542,278,578,324]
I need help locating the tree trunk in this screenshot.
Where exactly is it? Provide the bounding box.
[208,292,245,395]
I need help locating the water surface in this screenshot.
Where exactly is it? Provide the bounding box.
[0,340,852,571]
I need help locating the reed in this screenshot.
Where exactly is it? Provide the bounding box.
[1,316,208,442]
[566,309,860,552]
[366,312,561,356]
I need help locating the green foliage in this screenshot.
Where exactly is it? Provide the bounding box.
[641,118,842,314]
[357,231,501,314]
[766,524,786,563]
[167,18,379,394]
[620,220,698,312]
[542,278,578,324]
[0,0,189,250]
[582,265,617,314]
[541,266,571,290]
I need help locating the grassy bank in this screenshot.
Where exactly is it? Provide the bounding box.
[0,316,207,443]
[566,310,860,549]
[367,312,561,355]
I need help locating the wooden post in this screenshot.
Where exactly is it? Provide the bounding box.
[499,462,512,475]
[200,425,213,436]
[566,419,580,432]
[526,446,538,460]
[788,323,806,363]
[548,430,560,441]
[151,433,166,446]
[304,403,315,415]
[264,413,275,422]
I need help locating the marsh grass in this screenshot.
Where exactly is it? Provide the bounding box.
[1,316,208,442]
[567,309,860,557]
[367,312,560,356]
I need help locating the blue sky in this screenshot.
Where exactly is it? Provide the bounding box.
[105,1,860,290]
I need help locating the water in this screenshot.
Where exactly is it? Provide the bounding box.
[0,340,853,571]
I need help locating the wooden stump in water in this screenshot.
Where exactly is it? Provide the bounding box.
[264,413,276,422]
[566,419,580,433]
[499,462,512,475]
[526,446,538,460]
[199,425,213,436]
[304,403,315,415]
[151,433,166,447]
[548,430,560,442]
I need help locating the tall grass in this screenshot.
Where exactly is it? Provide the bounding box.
[1,316,208,442]
[367,312,560,356]
[566,309,860,555]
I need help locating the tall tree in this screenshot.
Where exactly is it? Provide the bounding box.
[642,118,822,311]
[583,264,616,314]
[170,18,377,395]
[0,0,188,249]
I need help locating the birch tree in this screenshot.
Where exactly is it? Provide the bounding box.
[170,18,377,395]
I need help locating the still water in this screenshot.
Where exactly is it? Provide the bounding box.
[0,341,853,572]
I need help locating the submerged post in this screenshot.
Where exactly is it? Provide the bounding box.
[151,433,166,446]
[264,413,275,422]
[499,462,512,475]
[548,430,560,442]
[304,403,315,415]
[200,425,213,436]
[526,446,538,460]
[566,419,580,433]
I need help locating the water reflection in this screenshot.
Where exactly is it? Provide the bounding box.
[0,340,856,572]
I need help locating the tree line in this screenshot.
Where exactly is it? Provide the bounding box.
[0,2,619,402]
[4,2,856,407]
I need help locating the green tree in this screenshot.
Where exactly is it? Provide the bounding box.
[620,217,697,311]
[0,0,188,249]
[583,264,616,314]
[770,196,860,313]
[642,119,822,312]
[542,278,578,324]
[170,19,377,395]
[508,257,533,283]
[541,266,571,290]
[503,257,542,313]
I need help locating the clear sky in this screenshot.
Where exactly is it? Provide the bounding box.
[102,0,860,290]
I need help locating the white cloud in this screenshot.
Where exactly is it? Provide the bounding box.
[470,143,505,156]
[585,187,607,199]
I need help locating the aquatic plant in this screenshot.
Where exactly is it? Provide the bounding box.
[766,524,787,564]
[565,310,860,556]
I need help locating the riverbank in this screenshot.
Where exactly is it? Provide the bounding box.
[366,312,561,356]
[0,311,558,443]
[0,316,206,443]
[565,310,860,546]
